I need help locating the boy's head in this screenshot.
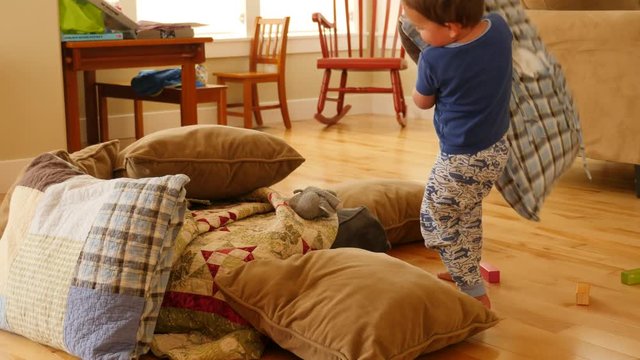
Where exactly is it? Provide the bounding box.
[402,0,485,47]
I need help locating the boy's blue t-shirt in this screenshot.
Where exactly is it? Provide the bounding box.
[416,13,512,155]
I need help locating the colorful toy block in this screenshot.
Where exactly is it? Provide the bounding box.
[575,282,590,306]
[621,268,640,285]
[480,262,500,283]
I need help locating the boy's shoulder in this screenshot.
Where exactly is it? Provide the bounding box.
[486,13,509,30]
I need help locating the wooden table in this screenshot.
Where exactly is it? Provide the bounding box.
[61,37,213,152]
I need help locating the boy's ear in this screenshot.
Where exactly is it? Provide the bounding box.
[444,22,463,39]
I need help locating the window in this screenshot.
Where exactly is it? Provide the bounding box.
[136,0,245,38]
[260,1,341,36]
[135,0,355,39]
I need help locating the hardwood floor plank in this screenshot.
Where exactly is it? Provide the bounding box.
[559,326,640,358]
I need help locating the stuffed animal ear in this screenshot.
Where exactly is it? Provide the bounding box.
[317,189,340,210]
[318,204,332,217]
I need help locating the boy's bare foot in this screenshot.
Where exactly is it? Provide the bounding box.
[437,271,454,282]
[476,294,492,309]
[437,271,492,309]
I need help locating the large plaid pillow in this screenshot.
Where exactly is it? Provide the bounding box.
[487,0,584,221]
[399,0,584,221]
[0,153,188,359]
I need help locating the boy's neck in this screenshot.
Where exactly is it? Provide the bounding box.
[452,19,488,44]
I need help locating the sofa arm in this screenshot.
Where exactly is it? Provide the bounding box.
[526,10,640,165]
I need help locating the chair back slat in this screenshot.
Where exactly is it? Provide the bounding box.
[380,0,390,57]
[251,17,290,71]
[315,0,404,60]
[369,0,377,58]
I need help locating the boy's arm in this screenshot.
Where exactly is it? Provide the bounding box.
[412,89,435,110]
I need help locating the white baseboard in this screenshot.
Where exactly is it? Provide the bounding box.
[106,94,432,138]
[0,95,432,192]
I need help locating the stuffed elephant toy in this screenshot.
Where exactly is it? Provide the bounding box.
[288,186,340,220]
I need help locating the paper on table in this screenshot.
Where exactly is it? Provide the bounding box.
[136,20,207,31]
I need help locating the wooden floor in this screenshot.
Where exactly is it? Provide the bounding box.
[1,115,639,359]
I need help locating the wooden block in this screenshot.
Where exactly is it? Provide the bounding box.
[621,268,640,285]
[480,262,500,283]
[576,282,590,306]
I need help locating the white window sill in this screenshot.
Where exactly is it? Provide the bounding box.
[203,34,322,58]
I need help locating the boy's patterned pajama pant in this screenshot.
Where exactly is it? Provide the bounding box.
[420,137,509,297]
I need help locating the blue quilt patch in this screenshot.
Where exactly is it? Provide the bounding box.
[63,286,144,359]
[0,296,7,330]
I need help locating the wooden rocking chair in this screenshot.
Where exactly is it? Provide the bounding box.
[312,0,408,126]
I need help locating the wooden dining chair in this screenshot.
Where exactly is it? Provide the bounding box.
[214,16,292,129]
[312,0,408,126]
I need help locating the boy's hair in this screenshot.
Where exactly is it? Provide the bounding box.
[402,0,485,27]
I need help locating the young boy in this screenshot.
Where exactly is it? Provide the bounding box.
[402,0,512,309]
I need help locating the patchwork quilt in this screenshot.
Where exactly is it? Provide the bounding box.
[0,153,188,359]
[150,188,339,359]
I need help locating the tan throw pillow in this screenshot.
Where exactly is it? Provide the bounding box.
[216,248,499,359]
[522,0,639,10]
[117,125,305,200]
[331,179,424,245]
[65,139,120,179]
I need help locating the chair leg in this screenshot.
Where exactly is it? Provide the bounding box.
[251,83,263,126]
[98,87,109,141]
[316,69,331,115]
[390,70,407,127]
[134,100,144,139]
[217,87,227,125]
[337,70,348,114]
[635,164,640,198]
[242,80,253,129]
[277,77,292,129]
[314,69,351,125]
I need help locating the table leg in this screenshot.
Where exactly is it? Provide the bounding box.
[84,70,99,145]
[62,65,81,152]
[180,62,197,126]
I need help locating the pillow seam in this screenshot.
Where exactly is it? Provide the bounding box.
[383,217,420,231]
[390,318,500,359]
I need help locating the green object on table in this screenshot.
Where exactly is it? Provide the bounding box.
[621,268,640,285]
[59,0,105,34]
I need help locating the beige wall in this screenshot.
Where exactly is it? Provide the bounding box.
[0,0,67,160]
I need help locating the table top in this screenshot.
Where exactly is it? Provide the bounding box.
[62,37,213,49]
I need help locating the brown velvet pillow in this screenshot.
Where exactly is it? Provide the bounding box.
[60,139,120,179]
[331,179,424,245]
[522,0,640,10]
[117,125,305,200]
[216,248,499,360]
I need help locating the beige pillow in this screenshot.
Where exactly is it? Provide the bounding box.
[59,139,120,179]
[117,125,305,200]
[331,179,424,245]
[216,248,499,359]
[522,0,640,10]
[0,140,119,238]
